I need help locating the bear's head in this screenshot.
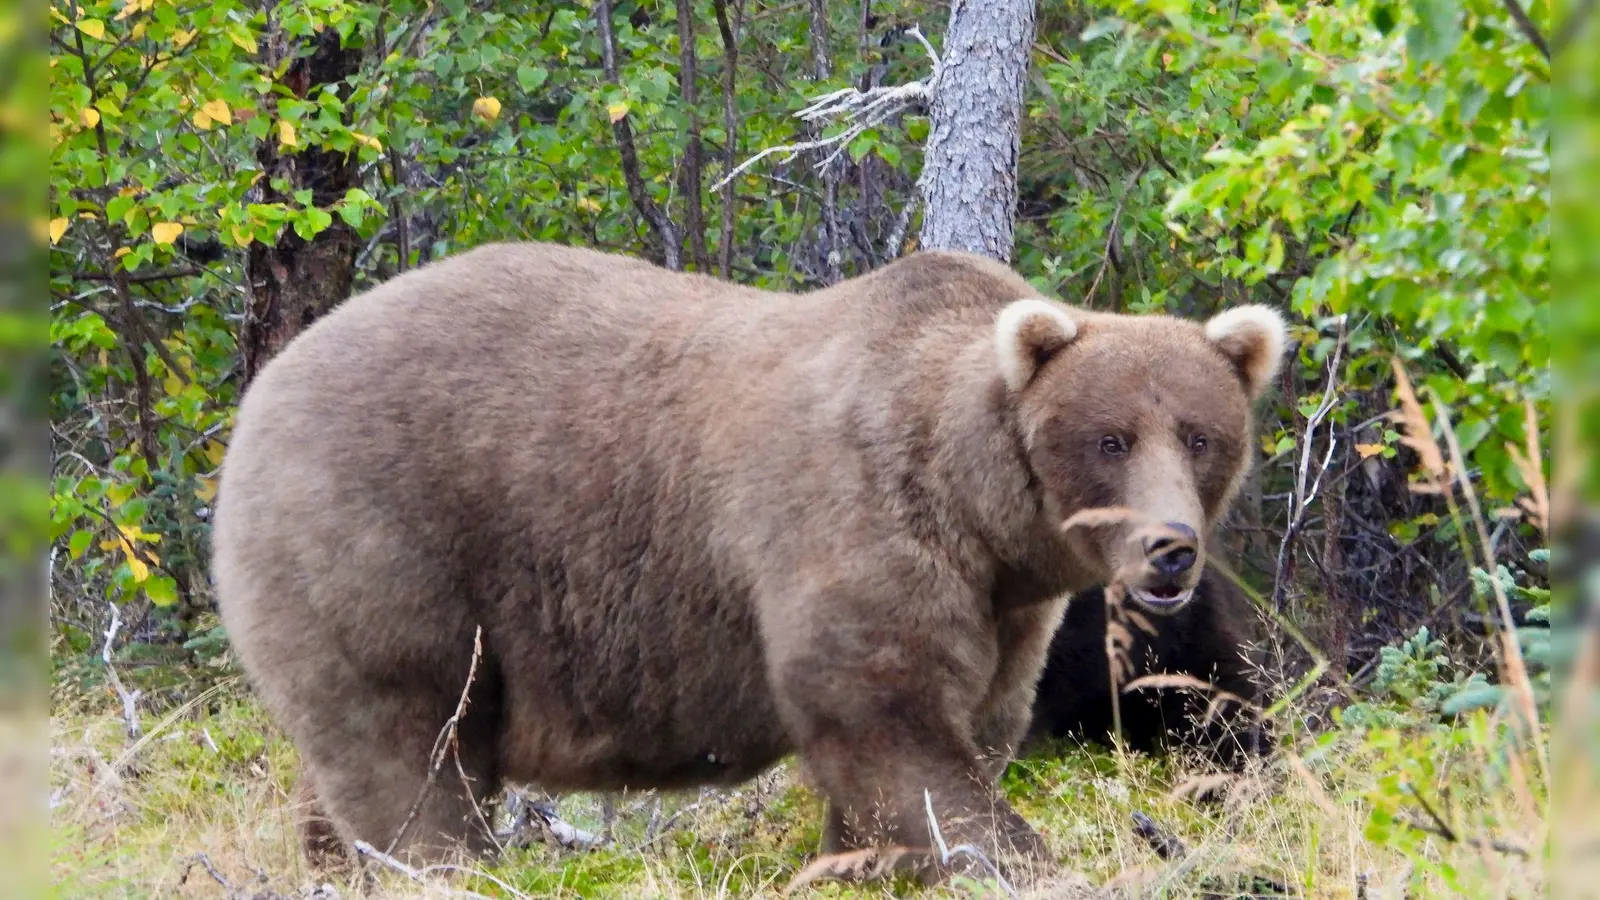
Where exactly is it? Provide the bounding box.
[995,299,1287,614]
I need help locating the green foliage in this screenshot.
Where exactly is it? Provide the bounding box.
[1444,550,1557,718]
[1093,0,1549,500]
[48,0,1549,675]
[1339,626,1492,729]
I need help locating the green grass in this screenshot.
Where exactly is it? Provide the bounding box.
[47,665,1558,899]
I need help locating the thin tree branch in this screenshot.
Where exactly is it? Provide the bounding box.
[712,0,745,278]
[810,0,843,284]
[101,602,143,739]
[1500,0,1551,61]
[73,267,202,284]
[596,0,682,270]
[712,26,939,191]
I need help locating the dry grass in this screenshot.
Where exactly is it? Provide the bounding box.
[47,670,1554,899]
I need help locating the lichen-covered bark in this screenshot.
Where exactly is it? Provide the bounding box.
[917,0,1036,263]
[241,28,361,386]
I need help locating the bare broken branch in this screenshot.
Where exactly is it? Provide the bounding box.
[101,602,142,739]
[388,626,496,855]
[711,25,940,191]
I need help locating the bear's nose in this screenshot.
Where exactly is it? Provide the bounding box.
[1142,523,1198,576]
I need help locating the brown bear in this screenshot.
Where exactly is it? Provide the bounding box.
[211,242,1287,882]
[1025,567,1271,771]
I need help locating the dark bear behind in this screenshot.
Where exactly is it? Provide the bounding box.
[1026,567,1271,769]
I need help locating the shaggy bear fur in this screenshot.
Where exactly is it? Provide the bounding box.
[1026,567,1270,769]
[211,241,1287,882]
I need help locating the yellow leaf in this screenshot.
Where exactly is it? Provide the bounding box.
[163,374,182,395]
[201,99,232,126]
[151,222,183,245]
[1356,443,1386,459]
[194,476,218,503]
[229,226,253,247]
[48,217,68,244]
[229,28,258,54]
[100,524,160,583]
[576,196,600,213]
[277,118,297,147]
[114,0,139,20]
[114,246,132,257]
[76,18,106,39]
[202,440,227,467]
[607,101,629,123]
[131,21,146,39]
[192,109,212,130]
[472,95,502,123]
[172,29,196,48]
[351,131,383,151]
[79,106,100,128]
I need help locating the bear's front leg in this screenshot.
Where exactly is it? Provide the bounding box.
[971,598,1071,781]
[768,589,1048,885]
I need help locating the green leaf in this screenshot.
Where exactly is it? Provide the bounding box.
[68,529,93,559]
[517,65,549,93]
[1406,0,1463,66]
[1372,4,1398,35]
[144,573,180,607]
[1454,418,1491,453]
[105,194,136,224]
[1081,17,1126,43]
[1441,684,1503,716]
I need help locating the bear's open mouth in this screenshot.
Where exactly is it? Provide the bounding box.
[1128,583,1194,613]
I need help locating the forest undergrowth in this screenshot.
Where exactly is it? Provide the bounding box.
[46,659,1553,899]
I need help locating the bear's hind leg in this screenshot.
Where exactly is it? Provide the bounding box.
[290,684,503,867]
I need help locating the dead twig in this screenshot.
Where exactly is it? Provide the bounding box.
[388,626,498,855]
[100,601,143,739]
[352,840,524,899]
[1272,314,1349,610]
[712,25,941,190]
[178,852,233,893]
[498,788,605,851]
[923,788,1018,898]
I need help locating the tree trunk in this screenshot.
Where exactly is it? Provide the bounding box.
[241,28,362,386]
[917,0,1036,262]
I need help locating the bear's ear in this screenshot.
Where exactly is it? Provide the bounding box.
[994,298,1080,392]
[1204,304,1289,398]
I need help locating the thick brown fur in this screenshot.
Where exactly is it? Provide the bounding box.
[212,242,1285,881]
[1025,566,1272,771]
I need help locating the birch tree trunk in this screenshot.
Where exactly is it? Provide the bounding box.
[917,0,1036,263]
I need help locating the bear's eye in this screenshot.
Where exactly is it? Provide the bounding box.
[1099,435,1129,457]
[1189,434,1209,455]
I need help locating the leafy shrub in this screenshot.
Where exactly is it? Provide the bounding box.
[1339,627,1491,730]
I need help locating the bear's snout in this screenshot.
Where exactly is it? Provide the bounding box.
[1121,521,1204,614]
[1142,523,1198,577]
